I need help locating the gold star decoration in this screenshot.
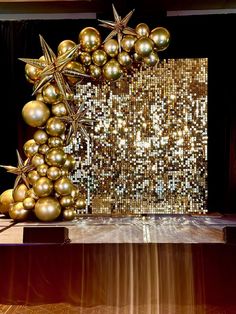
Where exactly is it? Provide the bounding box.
[98,4,136,51]
[0,150,34,190]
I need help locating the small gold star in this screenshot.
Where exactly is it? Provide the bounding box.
[98,4,136,51]
[0,150,35,190]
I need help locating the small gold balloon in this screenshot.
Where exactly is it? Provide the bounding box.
[57,39,76,56]
[63,208,76,221]
[33,177,53,197]
[71,187,80,199]
[102,59,123,81]
[143,51,159,66]
[26,188,38,200]
[64,61,86,85]
[121,35,136,52]
[37,164,48,177]
[80,52,92,66]
[54,176,73,196]
[135,23,150,37]
[42,84,62,105]
[0,189,14,215]
[9,202,30,221]
[75,197,86,209]
[45,148,66,167]
[35,197,61,222]
[25,63,41,81]
[46,117,66,137]
[79,27,101,52]
[31,153,45,167]
[13,184,28,202]
[28,170,40,185]
[33,129,48,145]
[118,51,132,67]
[149,27,170,51]
[104,39,119,57]
[22,100,50,127]
[92,49,107,66]
[134,36,154,57]
[63,154,76,171]
[48,137,63,148]
[23,139,39,158]
[36,93,44,102]
[38,144,50,155]
[89,64,102,79]
[133,52,142,62]
[60,195,74,207]
[23,197,35,210]
[51,102,68,117]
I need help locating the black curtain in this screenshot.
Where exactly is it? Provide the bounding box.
[0,15,235,213]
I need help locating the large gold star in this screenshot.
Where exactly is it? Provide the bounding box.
[98,4,136,51]
[0,150,34,190]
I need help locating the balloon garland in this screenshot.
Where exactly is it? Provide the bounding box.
[0,5,170,222]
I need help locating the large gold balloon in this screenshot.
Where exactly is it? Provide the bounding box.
[51,102,68,117]
[32,153,45,167]
[143,51,159,67]
[42,84,62,104]
[9,202,30,221]
[135,23,150,37]
[92,50,107,66]
[54,176,73,196]
[23,197,35,210]
[63,208,76,221]
[102,59,122,81]
[118,52,132,67]
[22,100,50,127]
[64,61,85,85]
[28,170,40,185]
[104,39,119,57]
[89,64,101,79]
[46,117,66,137]
[45,148,66,167]
[35,197,61,222]
[33,177,53,197]
[23,139,39,158]
[37,164,48,177]
[58,39,76,56]
[33,129,48,145]
[48,136,64,148]
[13,184,28,202]
[79,27,101,52]
[80,52,92,66]
[134,36,154,57]
[149,27,170,51]
[121,35,136,52]
[60,195,74,207]
[0,189,14,215]
[25,63,41,81]
[47,166,61,181]
[63,154,76,171]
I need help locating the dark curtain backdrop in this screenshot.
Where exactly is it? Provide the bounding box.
[0,14,235,213]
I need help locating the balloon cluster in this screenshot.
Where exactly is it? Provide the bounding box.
[0,5,170,222]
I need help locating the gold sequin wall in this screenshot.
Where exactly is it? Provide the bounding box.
[65,58,208,214]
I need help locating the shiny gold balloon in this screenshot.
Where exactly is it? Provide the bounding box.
[25,63,41,81]
[26,188,38,199]
[75,197,86,209]
[135,23,150,37]
[48,137,64,148]
[33,177,53,197]
[64,61,86,85]
[35,197,61,222]
[63,154,76,171]
[9,202,30,221]
[47,166,62,181]
[149,27,170,51]
[71,187,80,199]
[104,39,119,57]
[134,36,154,57]
[118,51,132,67]
[89,64,102,79]
[25,74,34,84]
[23,197,35,210]
[79,27,101,52]
[13,184,28,202]
[36,93,44,102]
[92,49,107,66]
[51,102,68,117]
[80,52,92,66]
[46,117,66,137]
[143,51,159,66]
[28,170,40,185]
[45,148,66,167]
[37,164,48,177]
[38,144,50,155]
[63,208,76,221]
[58,39,76,56]
[23,139,39,158]
[0,189,14,215]
[33,129,48,145]
[32,153,45,168]
[102,59,123,81]
[42,84,62,104]
[60,195,74,207]
[133,52,142,62]
[121,35,136,52]
[22,100,50,127]
[54,176,73,196]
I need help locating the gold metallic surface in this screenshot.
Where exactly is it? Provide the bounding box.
[134,36,154,57]
[135,23,150,37]
[33,129,48,145]
[0,189,14,215]
[13,184,28,202]
[102,59,122,81]
[9,202,30,221]
[79,27,101,52]
[42,83,62,104]
[45,148,66,167]
[23,197,36,210]
[47,166,62,181]
[149,27,170,51]
[22,100,50,127]
[46,117,66,137]
[54,176,73,196]
[34,196,61,222]
[103,39,119,57]
[92,49,107,66]
[63,208,76,220]
[23,139,39,158]
[33,177,53,197]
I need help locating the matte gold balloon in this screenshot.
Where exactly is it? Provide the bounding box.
[32,153,45,167]
[23,197,35,210]
[46,117,66,137]
[60,195,74,207]
[42,84,62,105]
[28,170,40,185]
[143,51,159,66]
[63,154,76,171]
[102,59,123,81]
[38,144,50,155]
[134,36,154,57]
[9,202,30,221]
[118,51,132,67]
[89,64,102,79]
[48,136,64,148]
[135,23,150,37]
[22,100,50,127]
[23,139,39,158]
[79,27,101,52]
[45,148,66,167]
[33,177,53,197]
[51,102,68,117]
[35,197,61,222]
[33,129,48,145]
[92,49,107,66]
[0,189,14,215]
[64,61,86,85]
[37,164,48,176]
[54,176,73,196]
[121,35,136,52]
[149,27,170,51]
[80,52,92,66]
[63,208,76,221]
[104,39,119,57]
[13,184,28,202]
[75,197,86,209]
[25,63,41,81]
[58,39,76,56]
[47,167,61,181]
